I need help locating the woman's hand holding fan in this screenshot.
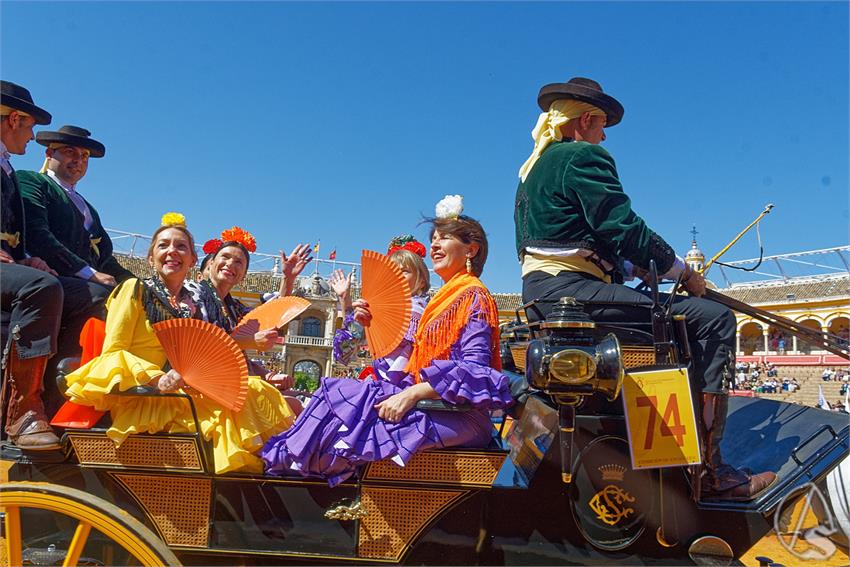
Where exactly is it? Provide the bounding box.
[232,296,311,344]
[360,250,412,359]
[152,319,249,412]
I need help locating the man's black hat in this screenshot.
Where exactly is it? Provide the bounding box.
[1,80,52,125]
[537,77,624,127]
[36,125,105,158]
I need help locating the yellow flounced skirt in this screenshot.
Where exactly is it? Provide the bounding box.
[65,349,295,475]
[64,280,296,475]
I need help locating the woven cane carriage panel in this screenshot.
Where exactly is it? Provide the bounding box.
[510,345,527,371]
[68,433,202,471]
[621,347,656,369]
[365,450,506,487]
[113,473,211,547]
[358,487,465,560]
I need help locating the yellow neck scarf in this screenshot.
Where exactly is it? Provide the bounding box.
[406,271,502,381]
[518,99,606,182]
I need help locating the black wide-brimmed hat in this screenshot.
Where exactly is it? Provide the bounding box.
[537,77,624,127]
[36,125,105,158]
[1,80,52,125]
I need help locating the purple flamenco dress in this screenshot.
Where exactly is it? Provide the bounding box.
[261,300,513,487]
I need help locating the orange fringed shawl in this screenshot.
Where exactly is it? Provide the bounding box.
[406,272,502,381]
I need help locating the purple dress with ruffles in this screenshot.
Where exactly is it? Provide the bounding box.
[261,303,513,487]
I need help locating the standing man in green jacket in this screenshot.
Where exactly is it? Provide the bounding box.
[513,77,776,501]
[18,125,133,288]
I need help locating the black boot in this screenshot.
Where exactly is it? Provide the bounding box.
[701,393,776,501]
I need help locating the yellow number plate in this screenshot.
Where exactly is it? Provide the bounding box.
[621,367,701,469]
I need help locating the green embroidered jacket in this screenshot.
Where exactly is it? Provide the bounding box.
[514,140,676,274]
[17,170,134,281]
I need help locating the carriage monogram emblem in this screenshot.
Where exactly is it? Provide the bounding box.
[589,485,636,526]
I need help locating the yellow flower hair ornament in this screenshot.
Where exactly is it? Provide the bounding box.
[161,212,187,227]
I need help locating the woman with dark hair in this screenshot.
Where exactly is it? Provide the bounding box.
[63,213,294,475]
[192,230,312,354]
[189,230,312,392]
[262,196,512,486]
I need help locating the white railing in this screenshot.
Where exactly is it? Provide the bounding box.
[284,335,333,347]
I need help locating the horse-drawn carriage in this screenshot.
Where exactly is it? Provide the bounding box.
[2,270,848,566]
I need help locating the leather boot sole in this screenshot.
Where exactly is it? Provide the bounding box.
[703,471,779,502]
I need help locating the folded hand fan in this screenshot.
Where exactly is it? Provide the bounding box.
[360,249,412,359]
[52,317,109,428]
[153,318,249,412]
[232,296,312,339]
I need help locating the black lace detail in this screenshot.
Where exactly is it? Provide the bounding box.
[192,279,251,333]
[139,277,195,325]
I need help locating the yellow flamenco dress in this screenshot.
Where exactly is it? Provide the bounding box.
[64,279,295,475]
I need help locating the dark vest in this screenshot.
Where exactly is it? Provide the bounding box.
[1,168,27,261]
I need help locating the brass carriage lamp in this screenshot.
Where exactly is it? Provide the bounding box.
[526,297,625,484]
[527,297,624,404]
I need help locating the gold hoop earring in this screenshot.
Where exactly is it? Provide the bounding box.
[466,257,473,274]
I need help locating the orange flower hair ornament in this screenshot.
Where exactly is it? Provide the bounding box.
[219,226,257,253]
[204,226,257,256]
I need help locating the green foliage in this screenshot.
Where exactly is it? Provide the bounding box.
[293,370,319,392]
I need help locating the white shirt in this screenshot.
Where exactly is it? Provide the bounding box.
[0,141,13,176]
[45,169,96,279]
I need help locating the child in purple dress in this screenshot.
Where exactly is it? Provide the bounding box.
[331,236,431,384]
[262,200,513,486]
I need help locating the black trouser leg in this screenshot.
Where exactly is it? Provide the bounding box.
[1,263,63,359]
[521,270,735,393]
[43,277,111,415]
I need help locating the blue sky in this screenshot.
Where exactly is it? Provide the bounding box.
[3,1,847,292]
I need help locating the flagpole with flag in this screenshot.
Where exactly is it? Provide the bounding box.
[329,248,337,272]
[818,385,831,410]
[313,241,320,275]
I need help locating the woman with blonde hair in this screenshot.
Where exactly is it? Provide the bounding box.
[331,234,430,382]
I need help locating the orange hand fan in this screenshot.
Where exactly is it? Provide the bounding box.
[152,319,249,412]
[232,296,311,339]
[360,249,412,359]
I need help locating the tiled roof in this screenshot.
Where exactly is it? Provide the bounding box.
[719,275,850,305]
[115,254,336,297]
[492,293,523,312]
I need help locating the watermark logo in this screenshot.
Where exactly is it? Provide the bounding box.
[774,483,838,561]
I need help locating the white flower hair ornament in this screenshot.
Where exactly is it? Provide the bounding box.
[435,194,464,220]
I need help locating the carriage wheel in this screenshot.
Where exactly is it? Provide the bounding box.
[1,481,181,566]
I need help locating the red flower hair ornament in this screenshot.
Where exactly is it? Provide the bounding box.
[387,234,426,258]
[203,227,258,256]
[202,238,223,255]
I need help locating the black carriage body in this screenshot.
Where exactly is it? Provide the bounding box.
[3,290,848,565]
[3,387,847,565]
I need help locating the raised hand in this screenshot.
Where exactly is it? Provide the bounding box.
[281,243,313,280]
[330,269,354,311]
